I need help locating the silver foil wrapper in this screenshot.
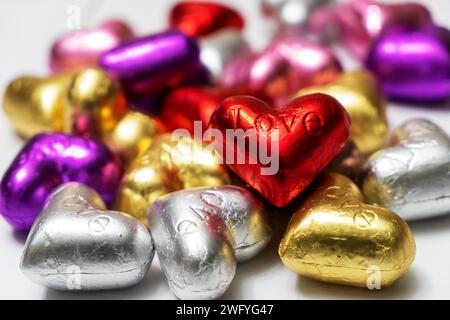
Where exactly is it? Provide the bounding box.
[362,119,450,220]
[148,185,273,300]
[20,183,154,290]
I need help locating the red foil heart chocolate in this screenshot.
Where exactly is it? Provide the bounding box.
[210,94,350,207]
[169,1,244,37]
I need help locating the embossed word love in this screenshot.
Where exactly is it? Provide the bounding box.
[210,93,350,207]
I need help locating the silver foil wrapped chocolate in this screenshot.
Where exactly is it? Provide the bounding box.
[20,183,154,290]
[362,119,450,220]
[200,28,253,84]
[148,185,273,300]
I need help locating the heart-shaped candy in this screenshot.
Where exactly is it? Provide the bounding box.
[362,119,450,221]
[210,93,350,207]
[3,73,72,138]
[100,31,208,113]
[225,36,342,107]
[3,68,127,140]
[199,28,252,84]
[65,68,127,139]
[311,0,432,60]
[148,185,272,299]
[105,111,165,167]
[21,183,154,290]
[50,20,135,73]
[366,26,450,102]
[169,1,244,38]
[116,134,230,225]
[0,133,122,230]
[279,173,416,288]
[295,71,388,154]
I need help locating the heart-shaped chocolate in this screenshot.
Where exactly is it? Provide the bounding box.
[3,73,72,138]
[0,133,122,230]
[21,183,154,290]
[225,36,342,107]
[148,185,272,299]
[362,119,450,221]
[169,1,244,38]
[310,0,432,59]
[100,31,208,113]
[210,93,350,207]
[116,134,230,225]
[65,68,127,139]
[105,111,164,168]
[279,173,416,288]
[3,68,127,140]
[366,26,450,102]
[50,20,135,73]
[295,71,388,154]
[199,28,252,84]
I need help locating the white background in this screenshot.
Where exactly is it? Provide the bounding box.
[0,0,449,299]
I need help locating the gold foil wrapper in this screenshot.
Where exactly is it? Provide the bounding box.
[116,134,230,225]
[105,111,164,167]
[279,173,415,288]
[295,71,388,154]
[3,73,72,138]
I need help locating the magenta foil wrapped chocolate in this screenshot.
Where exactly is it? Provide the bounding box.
[310,0,432,59]
[366,26,450,102]
[100,30,208,113]
[0,133,122,230]
[223,36,342,107]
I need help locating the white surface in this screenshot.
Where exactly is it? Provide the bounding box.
[0,0,450,300]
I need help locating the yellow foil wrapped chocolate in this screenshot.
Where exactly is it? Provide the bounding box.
[279,173,415,288]
[65,68,127,138]
[3,73,72,138]
[294,71,388,154]
[105,111,164,167]
[116,134,230,224]
[3,68,126,139]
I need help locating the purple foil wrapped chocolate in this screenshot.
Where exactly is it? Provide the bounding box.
[0,133,122,230]
[366,26,450,102]
[100,30,208,113]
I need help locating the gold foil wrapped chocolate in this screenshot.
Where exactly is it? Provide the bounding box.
[116,134,230,225]
[105,111,164,167]
[279,173,415,288]
[3,68,126,139]
[65,68,127,138]
[295,71,388,154]
[3,73,72,138]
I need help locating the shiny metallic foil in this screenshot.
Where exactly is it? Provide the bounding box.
[116,134,230,225]
[295,71,388,155]
[363,119,450,221]
[326,139,367,183]
[3,68,127,140]
[148,185,272,299]
[261,0,333,28]
[0,133,122,231]
[279,173,415,288]
[21,183,154,291]
[50,20,135,73]
[200,28,252,83]
[3,73,73,138]
[65,68,127,139]
[105,111,164,167]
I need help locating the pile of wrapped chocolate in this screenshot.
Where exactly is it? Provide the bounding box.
[1,0,449,299]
